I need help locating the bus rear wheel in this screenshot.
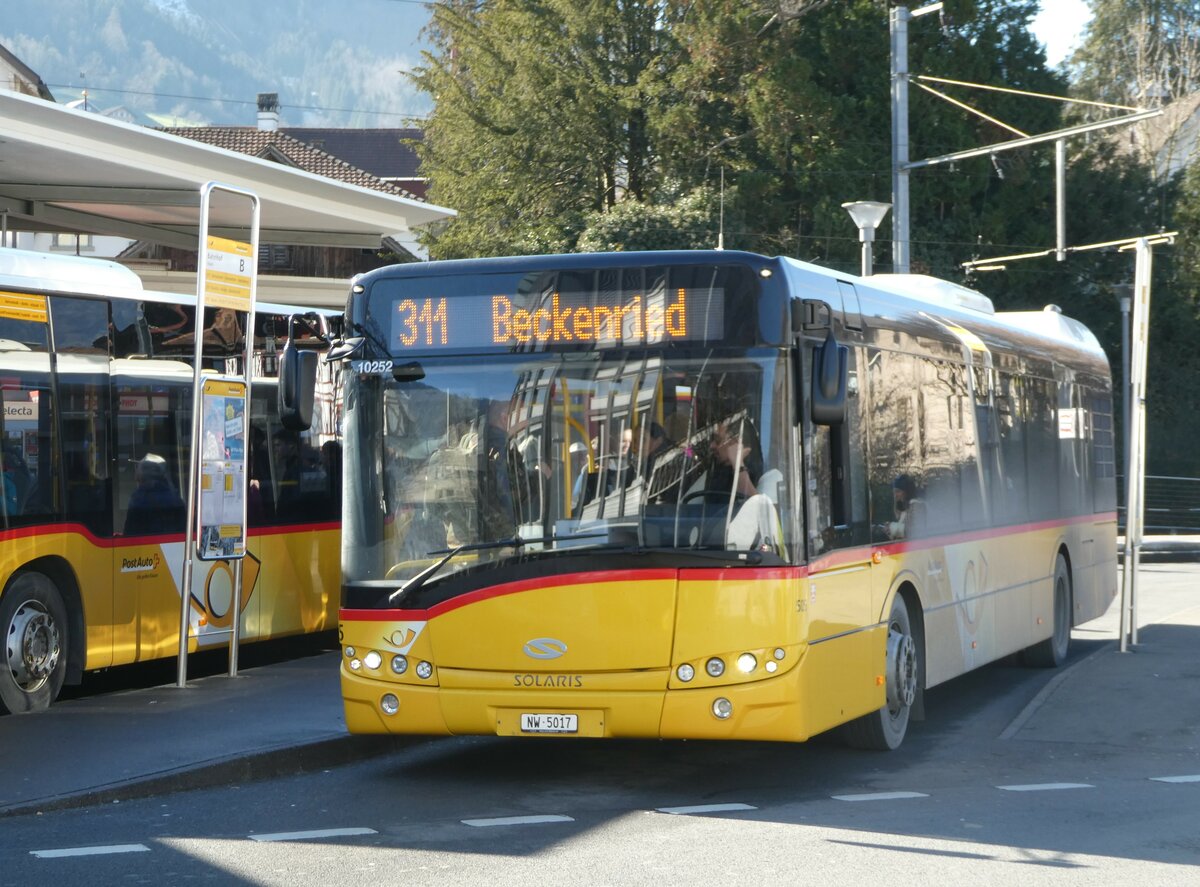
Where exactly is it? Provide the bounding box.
[1023,554,1072,668]
[0,572,69,714]
[844,593,918,751]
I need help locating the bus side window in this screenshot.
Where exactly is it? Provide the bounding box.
[866,347,923,543]
[51,296,113,537]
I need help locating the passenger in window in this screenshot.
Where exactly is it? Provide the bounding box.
[124,453,185,536]
[573,426,635,508]
[708,417,762,500]
[887,474,926,540]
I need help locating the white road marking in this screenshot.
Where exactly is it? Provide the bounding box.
[31,844,150,859]
[996,783,1094,792]
[462,814,574,827]
[248,827,377,842]
[831,791,929,802]
[1150,774,1200,783]
[656,803,757,814]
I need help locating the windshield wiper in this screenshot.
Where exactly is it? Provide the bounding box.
[389,545,465,606]
[390,533,612,606]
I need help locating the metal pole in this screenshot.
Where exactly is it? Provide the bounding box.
[1119,239,1152,651]
[861,229,875,277]
[1055,138,1066,261]
[178,186,216,687]
[1120,291,1131,507]
[891,6,911,273]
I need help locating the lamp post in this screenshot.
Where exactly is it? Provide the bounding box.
[842,200,892,277]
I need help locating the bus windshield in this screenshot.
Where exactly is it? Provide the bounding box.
[342,348,795,587]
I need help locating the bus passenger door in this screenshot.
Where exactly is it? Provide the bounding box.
[800,339,879,732]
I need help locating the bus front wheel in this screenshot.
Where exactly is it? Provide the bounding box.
[844,593,918,751]
[0,572,69,714]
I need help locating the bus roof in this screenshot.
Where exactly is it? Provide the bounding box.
[0,247,145,301]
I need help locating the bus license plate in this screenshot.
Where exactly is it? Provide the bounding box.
[520,713,578,734]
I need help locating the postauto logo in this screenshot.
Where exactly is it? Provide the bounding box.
[523,638,567,660]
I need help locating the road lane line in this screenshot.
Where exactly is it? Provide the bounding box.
[31,844,150,859]
[656,803,757,814]
[249,827,377,842]
[1151,774,1200,783]
[996,783,1094,792]
[462,815,574,827]
[831,792,929,802]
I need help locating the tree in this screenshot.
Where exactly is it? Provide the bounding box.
[411,0,675,258]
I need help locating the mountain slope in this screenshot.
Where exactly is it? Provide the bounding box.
[1,0,431,126]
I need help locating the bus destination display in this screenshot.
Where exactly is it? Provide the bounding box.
[387,287,724,351]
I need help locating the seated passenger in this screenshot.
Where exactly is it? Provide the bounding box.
[707,417,763,501]
[124,453,185,536]
[707,417,780,552]
[886,474,926,540]
[573,426,635,507]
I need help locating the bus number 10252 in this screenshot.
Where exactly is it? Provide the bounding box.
[395,297,449,347]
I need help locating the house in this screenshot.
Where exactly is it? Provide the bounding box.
[0,42,54,100]
[280,128,427,200]
[127,94,434,275]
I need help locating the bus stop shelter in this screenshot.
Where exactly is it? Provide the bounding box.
[0,90,455,305]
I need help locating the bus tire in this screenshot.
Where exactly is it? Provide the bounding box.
[1023,554,1072,668]
[0,571,69,714]
[844,593,918,751]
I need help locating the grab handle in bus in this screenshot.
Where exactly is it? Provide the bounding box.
[810,329,848,426]
[279,315,318,431]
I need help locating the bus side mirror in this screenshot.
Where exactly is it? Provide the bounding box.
[811,329,848,426]
[279,322,317,432]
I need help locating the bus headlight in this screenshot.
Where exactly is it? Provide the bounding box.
[344,646,356,658]
[705,657,725,678]
[363,651,382,670]
[736,653,757,674]
[416,661,433,680]
[390,655,409,675]
[712,697,733,720]
[676,663,695,683]
[380,694,399,715]
[349,658,362,671]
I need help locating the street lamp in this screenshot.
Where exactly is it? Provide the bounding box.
[842,200,892,277]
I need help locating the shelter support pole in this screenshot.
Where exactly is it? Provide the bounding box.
[1119,238,1152,651]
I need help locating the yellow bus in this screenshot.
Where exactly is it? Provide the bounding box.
[0,248,341,714]
[335,251,1117,749]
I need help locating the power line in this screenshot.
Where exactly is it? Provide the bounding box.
[45,82,432,121]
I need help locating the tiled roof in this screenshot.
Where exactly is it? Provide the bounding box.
[158,127,422,201]
[281,128,424,180]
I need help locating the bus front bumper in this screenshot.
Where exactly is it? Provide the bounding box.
[341,665,822,742]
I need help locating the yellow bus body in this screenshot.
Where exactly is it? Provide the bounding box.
[341,514,1115,742]
[0,522,339,672]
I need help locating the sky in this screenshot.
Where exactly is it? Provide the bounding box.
[1030,0,1092,67]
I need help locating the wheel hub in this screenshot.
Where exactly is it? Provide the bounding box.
[5,601,60,690]
[886,627,917,713]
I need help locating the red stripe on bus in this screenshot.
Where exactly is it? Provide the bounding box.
[807,511,1118,573]
[0,520,340,548]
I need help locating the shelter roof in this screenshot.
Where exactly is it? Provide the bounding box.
[0,90,454,251]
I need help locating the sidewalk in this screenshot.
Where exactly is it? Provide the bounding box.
[1,564,1196,819]
[0,648,397,818]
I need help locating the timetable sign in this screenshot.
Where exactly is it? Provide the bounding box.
[204,235,254,312]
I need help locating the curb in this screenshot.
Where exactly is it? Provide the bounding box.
[997,640,1116,741]
[0,733,410,820]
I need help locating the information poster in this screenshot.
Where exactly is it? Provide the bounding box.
[203,236,253,312]
[198,377,247,560]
